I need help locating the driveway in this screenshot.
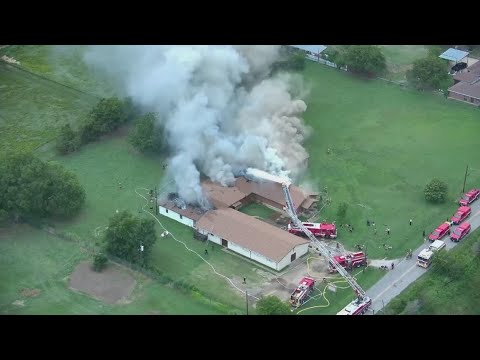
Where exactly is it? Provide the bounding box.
[366,197,480,314]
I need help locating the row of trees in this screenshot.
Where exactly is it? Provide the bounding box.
[325,45,451,91]
[56,97,137,155]
[0,152,86,224]
[271,51,306,74]
[56,98,165,156]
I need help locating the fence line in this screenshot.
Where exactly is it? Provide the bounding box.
[0,61,101,100]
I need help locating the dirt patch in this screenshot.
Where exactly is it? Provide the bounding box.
[20,288,41,298]
[69,261,136,304]
[254,254,331,303]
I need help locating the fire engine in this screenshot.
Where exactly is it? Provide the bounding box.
[244,168,371,315]
[290,277,315,308]
[337,294,372,315]
[288,221,337,239]
[279,177,370,315]
[329,251,367,273]
[459,188,480,206]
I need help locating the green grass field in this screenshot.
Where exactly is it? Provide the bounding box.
[0,45,116,97]
[0,225,225,314]
[0,62,97,154]
[238,202,277,219]
[301,61,480,259]
[379,45,429,81]
[47,137,268,311]
[2,45,480,314]
[385,229,480,315]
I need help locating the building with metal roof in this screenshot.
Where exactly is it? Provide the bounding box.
[439,48,469,63]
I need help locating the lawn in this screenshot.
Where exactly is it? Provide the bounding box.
[0,62,97,154]
[0,225,225,315]
[238,202,277,219]
[385,228,480,315]
[3,45,480,315]
[379,45,429,82]
[49,136,268,311]
[0,45,116,98]
[301,61,480,260]
[326,45,430,82]
[296,265,384,315]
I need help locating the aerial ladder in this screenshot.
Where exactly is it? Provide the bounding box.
[281,182,371,312]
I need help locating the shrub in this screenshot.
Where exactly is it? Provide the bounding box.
[92,253,108,272]
[424,178,448,203]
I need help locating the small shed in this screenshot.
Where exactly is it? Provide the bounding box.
[290,45,327,62]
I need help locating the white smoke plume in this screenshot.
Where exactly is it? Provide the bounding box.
[83,45,310,207]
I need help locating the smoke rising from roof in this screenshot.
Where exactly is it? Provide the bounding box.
[83,45,310,207]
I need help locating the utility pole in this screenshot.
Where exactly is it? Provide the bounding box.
[462,165,469,193]
[154,185,158,215]
[246,290,249,315]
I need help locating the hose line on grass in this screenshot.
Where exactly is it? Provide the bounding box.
[135,187,260,301]
[296,266,368,314]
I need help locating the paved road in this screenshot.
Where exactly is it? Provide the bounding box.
[366,197,480,314]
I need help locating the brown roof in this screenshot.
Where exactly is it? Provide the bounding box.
[201,180,247,208]
[449,79,480,100]
[196,208,309,262]
[234,177,307,210]
[301,197,318,209]
[453,61,480,83]
[454,72,478,83]
[159,200,205,221]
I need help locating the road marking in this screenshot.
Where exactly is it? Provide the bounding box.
[372,264,417,302]
[469,209,480,221]
[370,205,480,310]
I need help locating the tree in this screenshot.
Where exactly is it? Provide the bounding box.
[104,210,157,265]
[129,113,165,153]
[337,202,348,221]
[0,209,9,227]
[79,97,133,145]
[43,163,86,217]
[55,123,79,155]
[424,178,448,203]
[407,56,451,90]
[92,253,108,272]
[342,45,386,76]
[271,51,306,74]
[0,152,86,222]
[256,295,292,315]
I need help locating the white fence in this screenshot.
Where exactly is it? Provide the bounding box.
[307,54,347,71]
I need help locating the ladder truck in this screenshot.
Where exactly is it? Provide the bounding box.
[281,182,371,315]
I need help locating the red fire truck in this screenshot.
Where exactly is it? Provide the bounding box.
[288,221,337,239]
[329,252,367,273]
[290,277,316,308]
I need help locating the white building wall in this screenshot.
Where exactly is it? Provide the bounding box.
[197,229,222,245]
[197,227,309,271]
[158,206,194,228]
[228,241,278,270]
[228,241,253,258]
[276,243,309,271]
[250,251,278,269]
